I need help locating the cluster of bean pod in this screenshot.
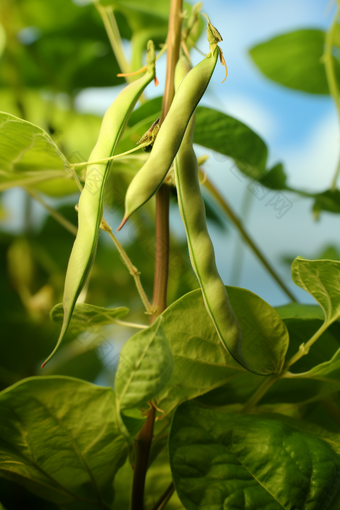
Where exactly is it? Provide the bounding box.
[44,15,264,375]
[42,42,157,367]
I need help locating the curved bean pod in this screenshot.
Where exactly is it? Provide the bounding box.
[173,56,266,376]
[42,42,156,367]
[117,46,219,230]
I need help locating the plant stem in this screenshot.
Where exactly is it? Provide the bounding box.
[150,185,170,320]
[324,5,340,190]
[114,319,148,329]
[151,483,175,510]
[230,189,253,286]
[284,321,329,370]
[242,321,330,412]
[242,374,279,414]
[131,1,182,508]
[70,142,149,169]
[25,188,78,236]
[95,4,131,79]
[202,174,298,302]
[131,405,156,510]
[100,218,154,314]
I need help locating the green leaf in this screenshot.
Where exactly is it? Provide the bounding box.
[154,287,288,416]
[115,317,174,410]
[292,257,340,325]
[169,401,340,510]
[51,302,129,334]
[275,303,325,321]
[258,162,288,190]
[312,189,340,217]
[0,376,127,508]
[194,107,268,179]
[249,29,340,95]
[0,112,77,194]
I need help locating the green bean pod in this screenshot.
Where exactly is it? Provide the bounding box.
[42,42,156,367]
[173,55,266,376]
[117,46,219,230]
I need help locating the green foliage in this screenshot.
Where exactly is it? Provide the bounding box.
[0,112,77,195]
[115,317,174,411]
[0,376,127,508]
[153,286,288,416]
[249,29,340,94]
[292,257,340,325]
[169,401,340,509]
[194,106,268,178]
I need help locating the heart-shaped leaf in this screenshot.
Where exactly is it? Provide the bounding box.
[154,286,288,416]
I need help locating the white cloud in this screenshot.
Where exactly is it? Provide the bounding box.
[283,110,339,191]
[220,93,277,141]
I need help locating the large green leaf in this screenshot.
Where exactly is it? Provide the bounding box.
[194,107,268,179]
[0,112,78,194]
[169,401,340,510]
[249,29,340,95]
[115,317,174,411]
[154,287,288,416]
[198,317,340,409]
[0,376,127,508]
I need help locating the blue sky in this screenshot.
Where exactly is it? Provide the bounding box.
[190,0,340,306]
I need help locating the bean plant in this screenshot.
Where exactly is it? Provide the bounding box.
[1,0,340,509]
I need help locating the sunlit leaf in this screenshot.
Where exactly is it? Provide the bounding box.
[194,107,268,179]
[154,287,288,416]
[0,112,78,195]
[292,257,340,326]
[249,29,340,95]
[0,376,127,508]
[115,317,174,410]
[169,401,340,510]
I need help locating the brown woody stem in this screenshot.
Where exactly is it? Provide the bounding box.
[130,1,183,508]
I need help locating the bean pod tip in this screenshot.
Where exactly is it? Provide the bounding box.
[117,216,128,231]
